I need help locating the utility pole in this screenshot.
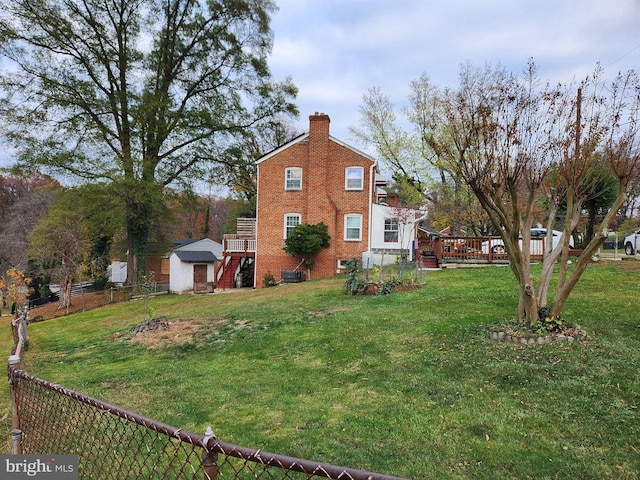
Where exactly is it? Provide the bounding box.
[575,87,581,166]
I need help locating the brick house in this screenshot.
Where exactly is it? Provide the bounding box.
[215,113,425,288]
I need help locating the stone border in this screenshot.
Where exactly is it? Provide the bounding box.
[487,326,586,345]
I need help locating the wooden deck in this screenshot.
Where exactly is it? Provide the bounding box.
[416,237,583,267]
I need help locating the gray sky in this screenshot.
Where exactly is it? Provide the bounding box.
[270,0,640,145]
[1,0,639,169]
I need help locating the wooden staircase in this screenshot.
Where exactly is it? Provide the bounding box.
[218,223,257,288]
[216,255,255,288]
[418,255,439,269]
[216,256,240,289]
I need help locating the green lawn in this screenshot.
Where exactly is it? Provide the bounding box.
[1,260,639,479]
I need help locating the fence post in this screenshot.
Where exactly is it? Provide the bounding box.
[201,426,219,480]
[8,354,23,454]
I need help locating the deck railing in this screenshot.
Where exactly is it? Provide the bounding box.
[416,236,570,265]
[223,237,256,254]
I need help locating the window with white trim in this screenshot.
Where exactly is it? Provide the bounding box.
[345,166,364,190]
[285,167,302,190]
[384,217,399,242]
[344,214,362,241]
[284,213,301,239]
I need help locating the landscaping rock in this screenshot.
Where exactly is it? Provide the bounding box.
[129,316,169,336]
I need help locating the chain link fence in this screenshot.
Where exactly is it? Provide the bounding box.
[7,322,408,480]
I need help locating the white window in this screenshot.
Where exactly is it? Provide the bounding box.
[345,166,364,190]
[384,217,399,243]
[344,214,362,241]
[285,167,302,190]
[284,213,301,239]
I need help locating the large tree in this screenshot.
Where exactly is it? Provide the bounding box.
[0,0,297,284]
[433,63,640,325]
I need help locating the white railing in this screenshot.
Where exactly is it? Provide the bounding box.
[224,238,256,253]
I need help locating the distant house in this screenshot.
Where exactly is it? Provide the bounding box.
[216,113,425,288]
[107,261,128,286]
[169,238,222,294]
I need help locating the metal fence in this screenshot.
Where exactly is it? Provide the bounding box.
[7,320,407,480]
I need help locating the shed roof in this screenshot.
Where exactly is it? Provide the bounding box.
[173,250,218,263]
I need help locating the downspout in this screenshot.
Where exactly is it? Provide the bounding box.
[410,211,428,261]
[253,163,260,288]
[367,161,377,253]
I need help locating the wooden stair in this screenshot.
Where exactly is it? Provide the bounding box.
[216,256,240,289]
[419,256,439,269]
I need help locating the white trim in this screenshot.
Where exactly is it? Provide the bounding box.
[384,217,399,243]
[329,135,378,164]
[285,167,302,190]
[284,213,301,239]
[256,134,309,165]
[344,214,363,241]
[255,134,379,167]
[345,166,364,190]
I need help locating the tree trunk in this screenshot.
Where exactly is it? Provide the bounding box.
[123,181,157,286]
[549,183,629,318]
[58,257,73,310]
[519,281,539,324]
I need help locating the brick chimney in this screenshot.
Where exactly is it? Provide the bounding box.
[309,112,330,141]
[307,113,331,225]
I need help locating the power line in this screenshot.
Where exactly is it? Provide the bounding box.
[603,42,640,70]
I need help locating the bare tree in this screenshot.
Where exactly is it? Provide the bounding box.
[0,173,61,276]
[546,70,640,318]
[434,63,640,325]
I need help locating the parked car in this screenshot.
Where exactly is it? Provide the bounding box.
[624,230,640,255]
[481,228,574,255]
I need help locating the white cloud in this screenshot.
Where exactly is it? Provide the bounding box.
[270,0,640,141]
[1,0,639,167]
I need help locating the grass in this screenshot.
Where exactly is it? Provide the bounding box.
[1,260,639,479]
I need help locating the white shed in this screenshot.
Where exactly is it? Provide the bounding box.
[169,238,222,294]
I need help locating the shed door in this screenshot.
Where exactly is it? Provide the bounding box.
[193,264,207,283]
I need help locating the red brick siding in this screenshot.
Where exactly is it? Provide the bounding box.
[255,114,374,286]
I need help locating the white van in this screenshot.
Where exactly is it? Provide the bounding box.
[624,230,640,255]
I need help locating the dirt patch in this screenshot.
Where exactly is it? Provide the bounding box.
[117,317,213,349]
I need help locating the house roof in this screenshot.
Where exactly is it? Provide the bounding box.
[255,133,379,170]
[171,238,223,263]
[418,226,442,238]
[174,250,218,263]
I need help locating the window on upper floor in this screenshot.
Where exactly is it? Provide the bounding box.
[345,166,364,190]
[285,167,302,190]
[384,217,399,242]
[284,213,301,239]
[344,214,362,241]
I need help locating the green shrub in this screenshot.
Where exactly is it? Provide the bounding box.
[262,272,278,288]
